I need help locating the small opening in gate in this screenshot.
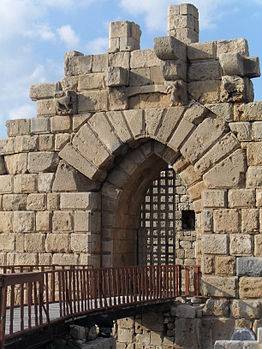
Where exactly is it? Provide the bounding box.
[182,210,195,230]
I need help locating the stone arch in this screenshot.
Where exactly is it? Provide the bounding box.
[57,102,246,267]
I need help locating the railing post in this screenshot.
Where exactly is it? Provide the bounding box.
[194,266,200,297]
[0,278,7,349]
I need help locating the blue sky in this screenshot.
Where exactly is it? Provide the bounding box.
[0,0,262,138]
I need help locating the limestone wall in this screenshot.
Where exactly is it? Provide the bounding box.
[0,2,262,303]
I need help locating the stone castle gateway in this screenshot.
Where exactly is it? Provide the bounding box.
[1,2,262,348]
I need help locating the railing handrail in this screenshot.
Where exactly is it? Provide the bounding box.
[0,264,201,349]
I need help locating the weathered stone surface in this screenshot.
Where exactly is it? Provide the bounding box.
[202,234,228,255]
[220,76,254,103]
[14,174,37,193]
[246,142,262,166]
[203,149,246,189]
[13,211,35,233]
[174,304,196,319]
[61,193,99,210]
[188,80,220,103]
[217,39,249,56]
[232,299,262,320]
[206,103,234,122]
[52,211,73,231]
[2,194,27,210]
[123,109,145,139]
[38,134,54,151]
[64,53,92,76]
[78,91,108,113]
[88,112,122,154]
[239,277,262,298]
[78,73,105,90]
[27,193,46,211]
[213,209,239,233]
[25,234,45,253]
[247,166,262,188]
[228,189,255,208]
[201,276,237,297]
[235,102,262,121]
[45,234,70,253]
[36,99,56,117]
[202,190,227,208]
[6,119,30,137]
[236,257,262,277]
[215,256,235,276]
[130,49,161,69]
[254,235,262,257]
[160,60,187,81]
[229,122,252,141]
[36,211,52,231]
[30,82,61,101]
[14,135,38,153]
[168,119,194,151]
[107,67,128,87]
[203,298,230,317]
[28,152,58,173]
[188,41,216,61]
[154,36,187,61]
[241,209,258,233]
[230,235,252,256]
[109,52,130,69]
[188,61,221,81]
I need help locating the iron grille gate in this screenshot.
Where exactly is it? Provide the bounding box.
[139,168,176,265]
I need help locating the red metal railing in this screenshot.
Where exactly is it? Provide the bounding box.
[0,264,200,348]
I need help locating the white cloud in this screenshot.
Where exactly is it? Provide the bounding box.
[119,0,237,31]
[86,37,108,54]
[7,104,35,120]
[57,25,80,48]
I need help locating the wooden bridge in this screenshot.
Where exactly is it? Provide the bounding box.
[0,264,201,348]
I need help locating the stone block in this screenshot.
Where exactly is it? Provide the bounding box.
[0,138,14,155]
[72,114,90,132]
[239,277,262,298]
[229,122,252,141]
[247,167,262,188]
[213,209,239,233]
[28,152,58,173]
[154,36,187,61]
[64,53,92,76]
[36,211,52,231]
[14,174,37,193]
[36,99,56,117]
[27,194,46,211]
[55,133,70,151]
[52,253,78,265]
[130,49,161,69]
[45,234,70,253]
[92,54,108,73]
[15,253,38,265]
[78,91,108,113]
[106,111,132,144]
[202,234,228,255]
[215,256,235,276]
[168,119,195,152]
[47,193,60,210]
[202,210,213,232]
[0,175,13,194]
[59,144,106,182]
[38,135,54,151]
[179,164,201,187]
[123,109,145,139]
[24,234,45,252]
[220,53,260,78]
[169,27,199,44]
[74,211,91,232]
[2,194,27,210]
[117,318,134,329]
[183,102,208,125]
[188,61,221,81]
[117,328,134,343]
[175,304,196,319]
[254,235,262,256]
[50,115,71,133]
[181,114,227,163]
[253,122,262,140]
[61,193,99,211]
[202,190,227,208]
[188,80,220,104]
[52,211,73,231]
[0,212,13,232]
[220,76,254,103]
[160,60,186,81]
[187,41,216,61]
[108,86,128,111]
[129,67,151,86]
[14,135,38,153]
[206,103,233,122]
[230,235,252,256]
[109,52,130,69]
[6,119,30,137]
[4,154,27,175]
[241,209,259,233]
[217,39,249,56]
[0,234,15,251]
[247,142,262,166]
[228,189,255,208]
[13,211,35,233]
[236,257,262,277]
[201,276,237,297]
[71,234,90,253]
[0,156,6,175]
[202,255,214,274]
[38,173,55,192]
[256,190,262,207]
[78,73,105,90]
[234,102,262,121]
[88,112,122,154]
[106,67,128,87]
[30,82,61,101]
[203,149,246,189]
